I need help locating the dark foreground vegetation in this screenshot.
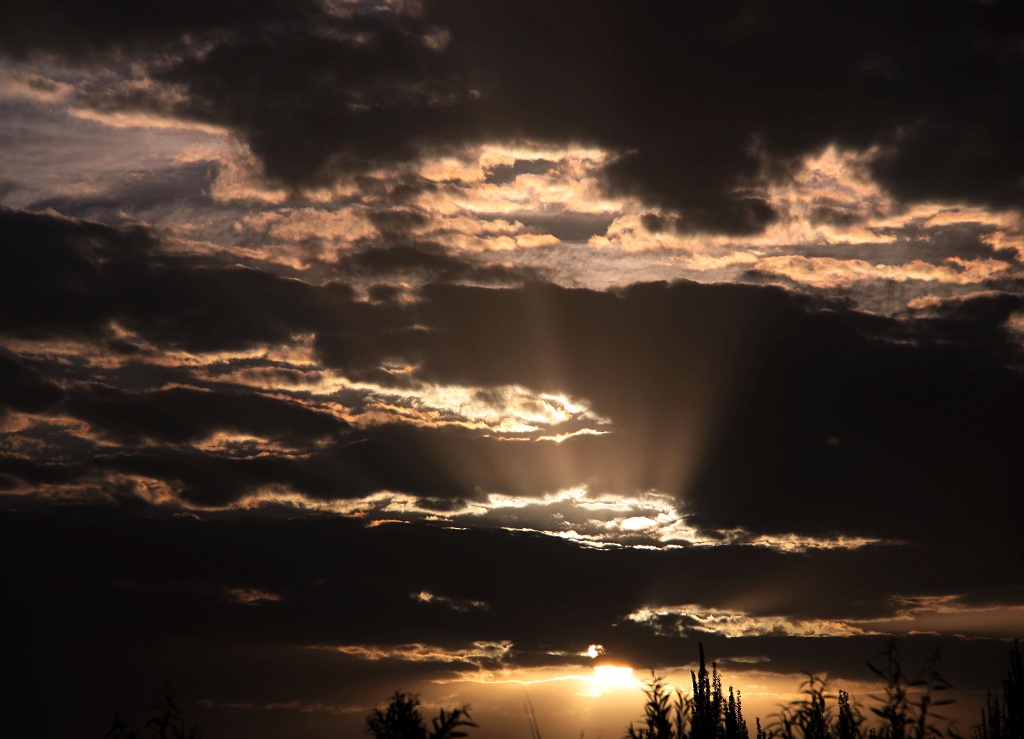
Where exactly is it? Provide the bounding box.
[105,640,1022,739]
[620,640,1023,739]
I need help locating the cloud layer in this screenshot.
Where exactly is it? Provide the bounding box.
[2,3,1023,738]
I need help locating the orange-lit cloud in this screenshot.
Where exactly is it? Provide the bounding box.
[321,641,513,666]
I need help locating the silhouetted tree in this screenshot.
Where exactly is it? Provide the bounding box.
[365,691,475,739]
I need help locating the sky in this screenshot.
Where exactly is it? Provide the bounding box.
[1,1,1023,737]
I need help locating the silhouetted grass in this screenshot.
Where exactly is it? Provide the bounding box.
[625,640,979,739]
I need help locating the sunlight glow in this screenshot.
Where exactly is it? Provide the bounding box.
[592,665,636,689]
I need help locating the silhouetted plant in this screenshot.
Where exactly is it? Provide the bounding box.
[365,690,475,739]
[626,645,746,739]
[727,686,750,739]
[866,640,957,739]
[772,674,834,739]
[627,673,692,739]
[975,640,1023,739]
[630,641,970,739]
[105,686,200,739]
[757,717,776,739]
[838,690,864,739]
[523,693,545,739]
[692,643,727,739]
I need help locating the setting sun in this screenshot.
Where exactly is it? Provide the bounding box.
[592,665,636,689]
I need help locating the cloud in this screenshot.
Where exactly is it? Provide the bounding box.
[0,0,317,59]
[412,590,489,612]
[4,209,1023,565]
[626,605,874,639]
[64,385,348,446]
[18,0,1011,234]
[325,640,512,666]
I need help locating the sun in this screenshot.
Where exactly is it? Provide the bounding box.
[592,664,636,688]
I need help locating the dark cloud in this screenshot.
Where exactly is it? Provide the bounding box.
[511,212,617,243]
[64,385,347,446]
[0,0,316,59]
[50,0,998,230]
[335,241,540,285]
[483,159,558,186]
[0,349,65,415]
[0,208,157,338]
[366,208,430,236]
[24,161,218,220]
[0,208,402,353]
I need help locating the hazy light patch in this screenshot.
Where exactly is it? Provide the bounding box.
[413,590,489,612]
[434,665,590,687]
[434,662,641,702]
